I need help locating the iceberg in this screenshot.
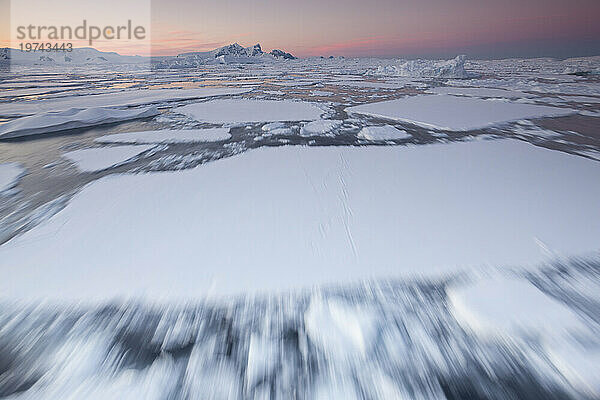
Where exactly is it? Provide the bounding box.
[366,55,473,78]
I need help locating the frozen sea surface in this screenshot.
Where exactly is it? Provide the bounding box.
[1,56,600,400]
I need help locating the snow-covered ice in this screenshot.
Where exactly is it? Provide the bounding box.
[449,275,600,397]
[0,88,252,117]
[329,80,407,89]
[0,107,159,138]
[261,122,287,132]
[358,125,410,140]
[310,90,334,96]
[262,90,285,95]
[62,145,156,172]
[448,277,591,338]
[261,122,294,135]
[96,128,231,144]
[175,99,324,123]
[304,297,378,360]
[0,162,25,194]
[346,95,575,131]
[246,334,277,390]
[1,140,600,300]
[559,95,600,103]
[546,340,600,396]
[300,120,342,136]
[430,87,532,99]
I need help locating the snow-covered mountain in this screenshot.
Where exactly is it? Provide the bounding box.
[2,47,149,66]
[154,43,297,68]
[1,43,297,68]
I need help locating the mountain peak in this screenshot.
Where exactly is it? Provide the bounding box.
[213,43,264,58]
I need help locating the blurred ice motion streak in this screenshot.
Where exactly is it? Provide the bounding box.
[0,257,599,400]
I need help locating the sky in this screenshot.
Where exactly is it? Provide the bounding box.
[2,0,600,58]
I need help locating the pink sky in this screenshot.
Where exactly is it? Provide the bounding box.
[147,0,600,58]
[2,0,599,58]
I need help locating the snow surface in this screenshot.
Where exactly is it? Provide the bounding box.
[358,125,410,141]
[0,107,159,139]
[0,88,252,117]
[62,145,156,172]
[346,95,574,131]
[175,99,324,123]
[96,128,231,144]
[0,162,25,194]
[1,140,600,300]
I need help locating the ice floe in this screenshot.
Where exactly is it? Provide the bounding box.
[310,90,334,96]
[330,80,407,89]
[62,145,156,172]
[175,99,324,124]
[300,120,342,136]
[346,95,575,131]
[1,140,600,300]
[0,162,25,194]
[96,128,231,144]
[430,87,532,99]
[0,88,252,117]
[358,125,410,141]
[260,122,294,136]
[0,106,159,139]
